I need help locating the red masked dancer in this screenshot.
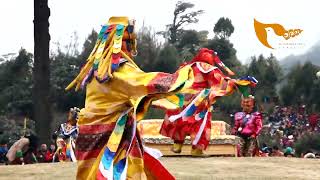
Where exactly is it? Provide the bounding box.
[232,95,262,157]
[160,48,240,157]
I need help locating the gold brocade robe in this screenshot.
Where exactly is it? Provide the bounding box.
[75,60,193,179]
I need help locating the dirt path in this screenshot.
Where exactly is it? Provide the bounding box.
[0,157,319,180]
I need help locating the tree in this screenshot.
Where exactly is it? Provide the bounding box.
[0,49,33,116]
[33,0,52,143]
[264,55,282,91]
[279,82,295,106]
[253,55,267,84]
[160,1,204,45]
[50,31,97,112]
[247,54,282,104]
[135,26,161,72]
[154,45,181,73]
[280,62,320,110]
[207,17,240,68]
[50,53,85,111]
[213,17,234,39]
[64,31,80,57]
[79,30,98,62]
[206,38,240,68]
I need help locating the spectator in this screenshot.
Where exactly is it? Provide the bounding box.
[259,143,271,157]
[261,104,320,158]
[287,135,294,147]
[6,134,38,165]
[284,122,295,137]
[54,138,67,162]
[261,143,269,153]
[303,151,316,158]
[298,105,306,115]
[308,113,319,131]
[284,146,294,157]
[0,142,8,164]
[46,144,56,162]
[37,144,49,163]
[271,146,284,157]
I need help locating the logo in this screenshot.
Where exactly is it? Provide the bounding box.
[254,19,303,49]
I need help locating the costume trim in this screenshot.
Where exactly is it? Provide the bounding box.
[66,17,138,91]
[196,62,218,73]
[193,109,210,145]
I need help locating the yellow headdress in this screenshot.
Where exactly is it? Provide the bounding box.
[66,16,138,91]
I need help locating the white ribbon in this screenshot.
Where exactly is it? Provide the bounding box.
[192,110,209,145]
[143,146,163,159]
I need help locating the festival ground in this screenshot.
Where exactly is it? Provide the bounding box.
[1,157,319,180]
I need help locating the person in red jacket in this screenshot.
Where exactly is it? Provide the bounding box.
[232,95,262,157]
[308,113,319,131]
[36,144,49,163]
[44,144,56,162]
[54,138,67,162]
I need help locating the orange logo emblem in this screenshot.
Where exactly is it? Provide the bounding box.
[254,19,303,49]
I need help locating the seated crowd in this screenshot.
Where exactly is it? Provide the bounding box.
[259,105,319,158]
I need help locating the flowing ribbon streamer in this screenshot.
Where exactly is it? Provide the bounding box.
[169,89,210,122]
[99,109,131,180]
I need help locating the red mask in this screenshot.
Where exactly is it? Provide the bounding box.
[190,48,235,76]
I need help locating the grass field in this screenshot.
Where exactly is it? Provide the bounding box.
[0,157,319,180]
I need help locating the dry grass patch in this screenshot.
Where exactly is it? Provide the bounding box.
[0,157,319,180]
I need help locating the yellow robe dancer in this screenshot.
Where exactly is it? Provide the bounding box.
[66,17,194,180]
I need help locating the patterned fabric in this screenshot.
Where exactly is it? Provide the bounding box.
[232,111,262,157]
[238,136,258,157]
[60,123,78,139]
[232,112,263,137]
[161,108,211,150]
[236,76,258,97]
[159,49,256,150]
[53,108,80,162]
[67,17,195,180]
[55,138,67,162]
[55,122,78,162]
[161,76,256,150]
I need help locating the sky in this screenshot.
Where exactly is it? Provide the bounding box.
[1,0,320,63]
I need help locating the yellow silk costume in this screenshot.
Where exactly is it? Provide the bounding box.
[66,17,194,180]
